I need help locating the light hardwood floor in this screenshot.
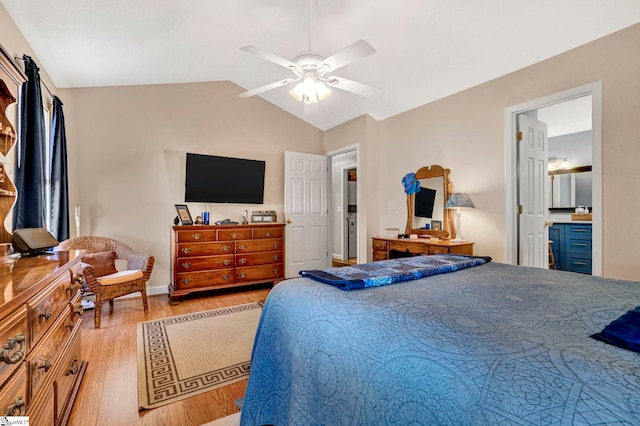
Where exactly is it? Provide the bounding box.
[66,285,272,426]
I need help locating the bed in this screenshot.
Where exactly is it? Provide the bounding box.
[240,259,640,425]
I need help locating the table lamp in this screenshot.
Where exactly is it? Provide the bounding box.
[445,193,475,242]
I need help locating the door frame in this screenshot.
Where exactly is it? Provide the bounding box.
[504,81,602,275]
[327,144,360,264]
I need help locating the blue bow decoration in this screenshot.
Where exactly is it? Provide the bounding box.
[402,173,421,194]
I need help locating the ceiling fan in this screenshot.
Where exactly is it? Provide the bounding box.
[237,1,383,105]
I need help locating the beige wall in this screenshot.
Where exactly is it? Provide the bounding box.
[326,23,640,281]
[59,82,324,293]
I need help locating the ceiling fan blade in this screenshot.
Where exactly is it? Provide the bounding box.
[237,78,296,98]
[240,46,301,72]
[326,76,384,98]
[320,40,376,72]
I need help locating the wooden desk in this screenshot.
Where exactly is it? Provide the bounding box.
[372,237,474,261]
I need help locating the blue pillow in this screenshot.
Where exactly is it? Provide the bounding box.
[591,305,640,353]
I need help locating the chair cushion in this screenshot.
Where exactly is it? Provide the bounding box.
[82,251,118,277]
[97,269,143,286]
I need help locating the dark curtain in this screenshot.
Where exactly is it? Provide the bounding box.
[13,55,46,230]
[50,96,69,240]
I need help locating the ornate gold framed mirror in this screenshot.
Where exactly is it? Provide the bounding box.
[404,164,455,238]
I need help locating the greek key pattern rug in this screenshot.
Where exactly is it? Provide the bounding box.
[137,302,262,410]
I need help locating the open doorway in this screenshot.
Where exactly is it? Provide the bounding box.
[328,146,358,267]
[505,82,602,276]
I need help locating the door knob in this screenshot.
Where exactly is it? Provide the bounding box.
[286,219,292,224]
[544,220,554,227]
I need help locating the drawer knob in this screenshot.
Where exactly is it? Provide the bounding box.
[5,395,26,416]
[265,232,271,237]
[39,308,53,321]
[181,247,191,254]
[238,272,247,279]
[66,320,75,330]
[273,254,280,261]
[192,233,202,240]
[223,245,231,252]
[182,262,192,269]
[238,244,247,250]
[1,333,25,365]
[222,274,231,280]
[573,243,588,247]
[273,243,280,248]
[273,269,280,275]
[70,272,84,292]
[68,356,80,375]
[231,232,238,239]
[181,278,191,285]
[239,258,247,265]
[74,304,84,317]
[223,259,231,266]
[38,359,53,372]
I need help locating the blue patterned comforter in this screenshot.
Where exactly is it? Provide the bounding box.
[300,254,491,290]
[241,262,640,425]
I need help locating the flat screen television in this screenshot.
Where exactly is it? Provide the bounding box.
[185,153,266,204]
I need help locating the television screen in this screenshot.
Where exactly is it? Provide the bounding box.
[185,153,266,204]
[415,187,436,218]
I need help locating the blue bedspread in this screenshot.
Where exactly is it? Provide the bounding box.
[241,262,640,425]
[299,254,491,290]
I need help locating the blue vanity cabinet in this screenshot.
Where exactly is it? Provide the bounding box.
[549,223,592,274]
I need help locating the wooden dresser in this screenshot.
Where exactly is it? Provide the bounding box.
[169,224,285,303]
[0,250,87,425]
[372,237,474,261]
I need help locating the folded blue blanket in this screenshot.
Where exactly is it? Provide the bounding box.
[299,254,491,290]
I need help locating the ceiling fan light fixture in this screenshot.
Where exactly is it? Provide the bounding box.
[289,77,331,104]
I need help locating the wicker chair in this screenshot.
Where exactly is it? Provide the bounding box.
[57,236,154,328]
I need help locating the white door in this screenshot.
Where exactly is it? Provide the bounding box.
[518,114,549,268]
[284,151,328,277]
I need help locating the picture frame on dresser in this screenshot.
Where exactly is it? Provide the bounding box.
[174,204,193,225]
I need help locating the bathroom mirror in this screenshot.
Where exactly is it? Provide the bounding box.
[549,165,592,209]
[405,164,453,237]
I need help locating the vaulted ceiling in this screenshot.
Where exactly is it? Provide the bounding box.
[2,0,640,130]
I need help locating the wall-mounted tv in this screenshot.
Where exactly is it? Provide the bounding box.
[185,153,266,204]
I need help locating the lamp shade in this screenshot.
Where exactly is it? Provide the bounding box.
[445,193,475,209]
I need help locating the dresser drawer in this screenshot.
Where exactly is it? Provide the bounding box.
[565,224,592,237]
[176,255,235,272]
[53,325,82,423]
[28,307,74,400]
[175,269,236,289]
[236,239,283,253]
[0,364,27,416]
[372,239,388,251]
[236,251,283,267]
[427,245,450,255]
[253,227,283,239]
[0,307,27,386]
[564,253,592,274]
[235,264,284,282]
[27,271,75,350]
[389,240,425,255]
[565,236,592,253]
[372,250,388,261]
[218,228,252,241]
[28,383,54,426]
[176,241,234,257]
[176,229,217,243]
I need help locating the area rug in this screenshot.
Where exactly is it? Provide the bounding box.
[137,302,262,410]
